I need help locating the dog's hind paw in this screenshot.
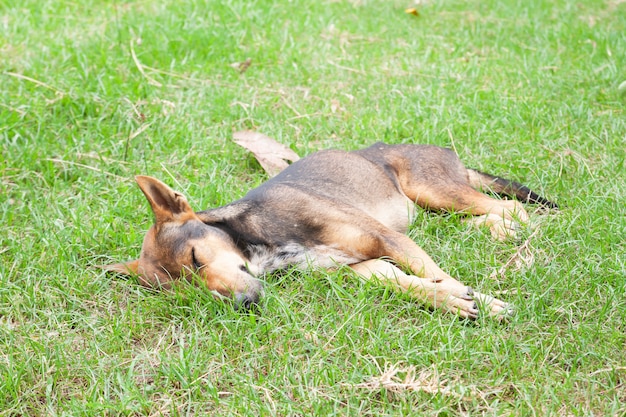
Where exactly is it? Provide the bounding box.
[465,214,519,241]
[489,219,519,241]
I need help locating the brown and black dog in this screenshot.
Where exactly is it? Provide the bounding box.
[103,142,557,319]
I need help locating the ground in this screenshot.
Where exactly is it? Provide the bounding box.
[1,0,625,415]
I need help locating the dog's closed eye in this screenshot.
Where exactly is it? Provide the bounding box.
[191,248,203,269]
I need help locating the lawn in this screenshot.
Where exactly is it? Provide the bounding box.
[1,0,625,415]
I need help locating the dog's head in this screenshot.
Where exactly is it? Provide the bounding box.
[102,176,262,308]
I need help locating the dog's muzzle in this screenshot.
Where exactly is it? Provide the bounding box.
[234,291,261,310]
[233,278,264,310]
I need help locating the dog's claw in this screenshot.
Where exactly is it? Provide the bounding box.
[499,303,515,318]
[461,286,474,300]
[475,293,514,321]
[465,304,479,320]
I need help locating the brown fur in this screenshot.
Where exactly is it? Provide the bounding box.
[102,142,557,319]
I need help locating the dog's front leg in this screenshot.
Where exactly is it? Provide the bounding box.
[350,259,477,319]
[350,259,510,320]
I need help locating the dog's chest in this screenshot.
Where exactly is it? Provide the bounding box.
[247,242,363,273]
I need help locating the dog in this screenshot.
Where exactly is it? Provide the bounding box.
[102,142,557,319]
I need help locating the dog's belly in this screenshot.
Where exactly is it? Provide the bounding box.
[364,196,417,233]
[247,242,364,273]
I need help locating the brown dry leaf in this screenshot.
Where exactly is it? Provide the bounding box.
[230,58,252,74]
[233,131,300,177]
[405,8,420,16]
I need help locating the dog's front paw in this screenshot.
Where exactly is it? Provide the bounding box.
[472,290,514,320]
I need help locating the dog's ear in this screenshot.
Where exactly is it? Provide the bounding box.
[97,260,139,276]
[135,176,195,224]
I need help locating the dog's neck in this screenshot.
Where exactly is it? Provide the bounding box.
[195,202,363,274]
[196,201,275,264]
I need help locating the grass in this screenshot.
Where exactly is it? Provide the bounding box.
[1,0,625,414]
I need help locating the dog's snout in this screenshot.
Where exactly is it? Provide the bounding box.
[234,279,263,310]
[234,291,260,310]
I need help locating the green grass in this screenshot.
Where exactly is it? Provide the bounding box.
[1,0,625,414]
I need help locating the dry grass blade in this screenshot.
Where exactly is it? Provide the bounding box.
[44,158,126,180]
[233,131,300,177]
[489,227,541,280]
[130,40,163,87]
[349,363,456,397]
[4,71,67,95]
[0,102,26,116]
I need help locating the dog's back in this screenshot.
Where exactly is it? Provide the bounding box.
[242,142,421,233]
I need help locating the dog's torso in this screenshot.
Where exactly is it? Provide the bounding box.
[196,142,455,273]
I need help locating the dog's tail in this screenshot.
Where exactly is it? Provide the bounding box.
[467,169,558,209]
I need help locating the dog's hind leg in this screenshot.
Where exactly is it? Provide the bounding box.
[388,147,530,238]
[439,188,528,240]
[350,259,510,319]
[463,213,519,241]
[401,177,529,239]
[401,175,530,222]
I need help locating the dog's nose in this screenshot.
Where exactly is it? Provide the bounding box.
[234,291,260,310]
